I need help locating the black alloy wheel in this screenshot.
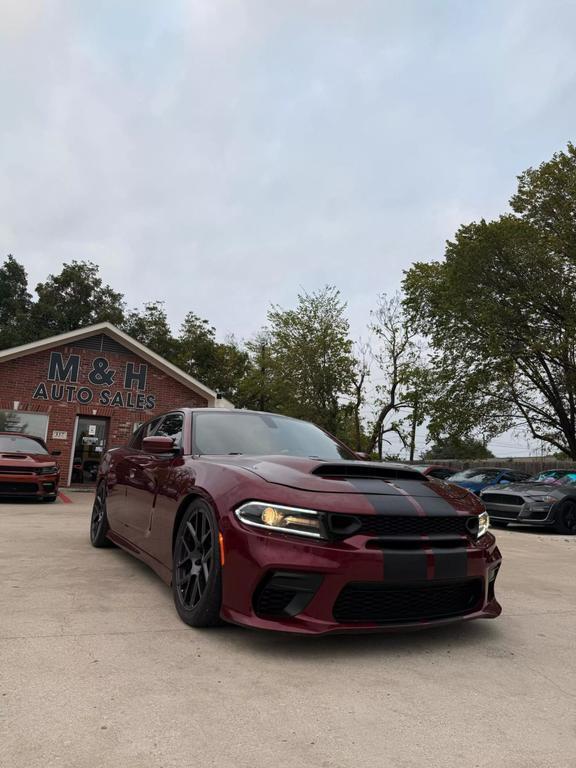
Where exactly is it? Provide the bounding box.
[555,499,576,535]
[90,484,114,547]
[172,499,222,627]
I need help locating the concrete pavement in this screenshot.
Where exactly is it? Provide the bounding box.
[1,493,575,768]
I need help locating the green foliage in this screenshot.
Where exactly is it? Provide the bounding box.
[235,331,284,412]
[265,286,356,437]
[122,302,179,360]
[421,436,494,461]
[404,142,576,458]
[32,261,125,336]
[0,255,32,349]
[176,313,249,401]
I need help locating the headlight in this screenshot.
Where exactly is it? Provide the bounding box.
[528,495,556,505]
[37,465,58,475]
[235,502,325,539]
[478,511,490,538]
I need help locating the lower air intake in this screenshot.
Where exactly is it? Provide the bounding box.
[333,579,483,624]
[254,571,324,618]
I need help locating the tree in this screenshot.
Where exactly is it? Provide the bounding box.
[266,286,356,436]
[123,302,178,360]
[365,294,425,457]
[235,330,283,412]
[403,143,576,458]
[176,313,249,401]
[347,340,371,451]
[421,436,494,461]
[0,255,32,349]
[32,261,125,336]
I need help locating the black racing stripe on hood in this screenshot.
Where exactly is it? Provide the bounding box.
[353,488,418,515]
[347,477,460,516]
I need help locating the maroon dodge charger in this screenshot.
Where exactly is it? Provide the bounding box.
[91,409,501,634]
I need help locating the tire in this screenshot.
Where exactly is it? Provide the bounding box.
[172,499,223,627]
[553,500,576,535]
[90,483,114,548]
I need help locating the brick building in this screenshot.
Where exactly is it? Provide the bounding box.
[0,322,231,486]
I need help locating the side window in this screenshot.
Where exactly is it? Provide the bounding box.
[130,417,161,450]
[155,413,184,447]
[501,472,514,482]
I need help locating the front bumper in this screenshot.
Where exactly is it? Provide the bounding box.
[484,500,556,526]
[0,473,59,499]
[220,520,502,634]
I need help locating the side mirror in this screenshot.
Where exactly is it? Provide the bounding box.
[355,452,371,461]
[142,435,177,454]
[51,450,62,456]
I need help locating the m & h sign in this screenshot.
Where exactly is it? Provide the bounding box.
[33,352,157,410]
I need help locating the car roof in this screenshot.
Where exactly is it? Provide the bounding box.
[537,467,576,473]
[465,466,515,472]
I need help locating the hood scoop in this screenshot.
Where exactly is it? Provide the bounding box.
[311,463,426,482]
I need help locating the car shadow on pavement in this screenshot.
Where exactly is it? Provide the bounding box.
[208,613,504,660]
[105,541,506,659]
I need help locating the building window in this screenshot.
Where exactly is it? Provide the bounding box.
[0,410,49,440]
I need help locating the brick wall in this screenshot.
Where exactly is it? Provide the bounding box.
[0,342,209,485]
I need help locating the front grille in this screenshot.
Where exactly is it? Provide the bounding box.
[0,482,38,494]
[491,509,520,521]
[482,494,524,506]
[333,579,483,624]
[0,467,35,475]
[341,514,473,538]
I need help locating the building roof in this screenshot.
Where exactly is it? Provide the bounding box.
[0,322,234,409]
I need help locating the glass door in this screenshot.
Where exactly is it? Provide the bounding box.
[71,417,109,485]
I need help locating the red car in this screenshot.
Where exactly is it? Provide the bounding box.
[412,464,455,480]
[0,432,61,502]
[91,409,501,635]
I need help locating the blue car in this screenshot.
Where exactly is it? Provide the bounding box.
[448,467,531,494]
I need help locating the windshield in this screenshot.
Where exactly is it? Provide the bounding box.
[528,470,576,484]
[192,412,356,460]
[448,468,500,483]
[0,435,47,454]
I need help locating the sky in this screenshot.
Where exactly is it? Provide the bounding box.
[2,0,576,457]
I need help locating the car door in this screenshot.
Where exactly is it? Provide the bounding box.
[113,417,161,537]
[121,412,184,549]
[105,422,155,530]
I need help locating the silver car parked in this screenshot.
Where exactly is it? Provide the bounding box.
[480,469,576,534]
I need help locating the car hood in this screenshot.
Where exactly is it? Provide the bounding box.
[207,455,474,502]
[0,452,55,467]
[482,482,564,497]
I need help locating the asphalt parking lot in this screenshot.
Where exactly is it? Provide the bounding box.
[1,494,575,768]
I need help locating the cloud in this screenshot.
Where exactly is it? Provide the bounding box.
[1,0,575,360]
